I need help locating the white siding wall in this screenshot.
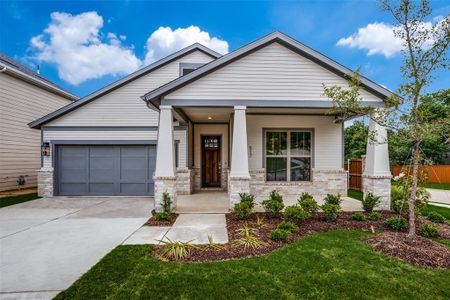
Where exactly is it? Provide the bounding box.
[166,42,382,103]
[42,129,187,169]
[0,74,72,191]
[48,51,215,126]
[246,115,343,170]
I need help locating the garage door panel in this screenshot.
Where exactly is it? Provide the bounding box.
[89,183,116,195]
[56,145,155,196]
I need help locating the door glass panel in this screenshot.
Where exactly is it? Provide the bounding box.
[266,157,287,181]
[290,157,311,181]
[266,132,287,155]
[204,138,219,149]
[291,132,311,156]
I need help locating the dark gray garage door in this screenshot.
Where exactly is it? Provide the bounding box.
[56,145,156,196]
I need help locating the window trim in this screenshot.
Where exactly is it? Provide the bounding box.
[179,63,204,76]
[263,128,314,182]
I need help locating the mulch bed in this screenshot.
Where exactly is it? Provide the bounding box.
[158,211,400,263]
[152,211,450,268]
[363,232,450,269]
[145,213,178,227]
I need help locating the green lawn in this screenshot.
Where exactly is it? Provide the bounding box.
[421,183,450,190]
[55,230,450,299]
[0,193,40,208]
[347,189,363,201]
[422,205,450,221]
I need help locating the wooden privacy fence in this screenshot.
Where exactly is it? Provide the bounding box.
[344,158,363,190]
[392,165,450,184]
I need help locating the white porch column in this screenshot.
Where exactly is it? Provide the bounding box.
[363,110,391,210]
[154,105,177,211]
[229,106,251,206]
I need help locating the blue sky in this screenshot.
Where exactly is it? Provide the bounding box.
[1,0,449,98]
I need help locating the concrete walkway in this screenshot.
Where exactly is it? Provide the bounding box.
[0,197,152,299]
[426,188,450,206]
[123,214,229,245]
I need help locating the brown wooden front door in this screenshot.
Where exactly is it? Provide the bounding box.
[201,136,221,187]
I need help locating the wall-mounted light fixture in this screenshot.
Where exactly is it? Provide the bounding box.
[41,142,50,156]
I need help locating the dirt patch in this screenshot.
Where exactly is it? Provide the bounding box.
[146,213,178,227]
[158,211,400,263]
[364,232,450,269]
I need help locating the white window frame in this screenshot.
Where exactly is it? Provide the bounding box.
[264,129,313,182]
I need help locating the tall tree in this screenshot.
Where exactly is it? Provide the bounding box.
[344,120,368,160]
[324,0,449,240]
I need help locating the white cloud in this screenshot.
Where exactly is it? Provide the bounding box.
[337,22,403,58]
[30,12,141,85]
[337,17,446,58]
[144,26,229,64]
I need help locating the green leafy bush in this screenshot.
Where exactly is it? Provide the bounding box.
[350,212,365,221]
[368,211,381,221]
[427,211,445,223]
[262,190,284,217]
[391,182,429,213]
[231,202,252,220]
[419,223,438,238]
[321,203,340,222]
[361,192,380,213]
[231,193,255,220]
[298,192,319,214]
[154,211,171,221]
[386,216,408,231]
[233,225,265,250]
[270,229,290,241]
[324,194,342,206]
[284,205,310,222]
[239,193,255,209]
[162,192,173,213]
[277,221,299,233]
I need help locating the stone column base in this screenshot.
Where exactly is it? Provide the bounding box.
[362,174,391,210]
[176,169,193,195]
[229,176,251,208]
[154,176,177,212]
[38,169,54,197]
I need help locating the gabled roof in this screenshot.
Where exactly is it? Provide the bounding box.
[0,52,77,100]
[29,43,222,128]
[142,31,394,107]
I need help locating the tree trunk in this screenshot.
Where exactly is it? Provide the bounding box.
[407,142,420,241]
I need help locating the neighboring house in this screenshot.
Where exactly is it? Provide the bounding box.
[29,32,392,210]
[0,53,77,192]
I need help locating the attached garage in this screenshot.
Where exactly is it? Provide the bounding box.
[55,144,156,196]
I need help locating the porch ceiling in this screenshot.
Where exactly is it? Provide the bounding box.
[179,107,332,123]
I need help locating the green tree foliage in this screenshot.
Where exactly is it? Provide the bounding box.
[344,120,368,160]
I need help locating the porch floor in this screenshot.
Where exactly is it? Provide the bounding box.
[177,191,230,213]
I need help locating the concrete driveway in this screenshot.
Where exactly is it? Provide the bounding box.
[0,196,153,299]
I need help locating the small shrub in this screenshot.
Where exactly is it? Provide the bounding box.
[323,194,342,206]
[162,192,173,213]
[321,203,340,222]
[231,202,252,220]
[255,216,266,229]
[154,211,171,221]
[277,221,299,233]
[158,238,196,261]
[350,212,365,221]
[361,192,380,213]
[235,225,257,237]
[203,235,223,251]
[270,229,290,241]
[420,223,438,238]
[427,211,445,223]
[284,205,310,222]
[262,190,284,217]
[391,183,429,213]
[298,192,319,214]
[233,225,266,249]
[231,193,255,220]
[239,193,255,209]
[386,216,408,231]
[368,211,381,221]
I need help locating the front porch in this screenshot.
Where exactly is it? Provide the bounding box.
[153,105,392,212]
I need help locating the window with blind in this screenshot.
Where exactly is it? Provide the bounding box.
[265,130,312,181]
